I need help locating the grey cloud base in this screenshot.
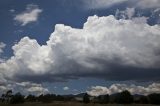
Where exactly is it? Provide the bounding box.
[0,15,160,83]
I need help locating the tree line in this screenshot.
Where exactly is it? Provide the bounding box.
[0,90,160,104]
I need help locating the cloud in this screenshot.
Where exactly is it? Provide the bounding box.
[14,4,42,26]
[0,15,160,83]
[0,42,6,63]
[87,83,160,96]
[0,42,6,54]
[9,9,15,13]
[82,0,160,10]
[0,81,49,95]
[16,82,49,95]
[82,0,128,9]
[151,8,160,24]
[115,8,135,19]
[63,86,69,91]
[135,0,160,9]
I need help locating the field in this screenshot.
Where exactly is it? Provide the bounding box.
[0,102,158,106]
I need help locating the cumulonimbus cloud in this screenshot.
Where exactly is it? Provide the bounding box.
[0,15,160,83]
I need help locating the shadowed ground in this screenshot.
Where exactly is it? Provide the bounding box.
[0,102,158,106]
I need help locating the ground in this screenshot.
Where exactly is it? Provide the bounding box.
[0,102,158,106]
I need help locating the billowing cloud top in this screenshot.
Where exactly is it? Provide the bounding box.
[0,14,160,84]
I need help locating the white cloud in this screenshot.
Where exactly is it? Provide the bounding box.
[115,8,135,19]
[27,86,49,94]
[0,42,6,54]
[17,82,49,95]
[9,9,15,13]
[136,0,160,9]
[82,0,128,9]
[125,8,135,19]
[87,83,160,96]
[63,86,69,91]
[0,42,6,63]
[0,81,49,95]
[115,8,148,24]
[0,15,160,82]
[14,4,42,26]
[151,8,160,24]
[82,0,160,10]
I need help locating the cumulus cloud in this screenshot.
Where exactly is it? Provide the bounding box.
[63,86,69,91]
[0,81,49,95]
[14,4,42,26]
[87,83,160,96]
[0,15,160,83]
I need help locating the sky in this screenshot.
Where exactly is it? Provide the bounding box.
[0,0,160,96]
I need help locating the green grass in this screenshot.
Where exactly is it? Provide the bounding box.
[0,102,158,106]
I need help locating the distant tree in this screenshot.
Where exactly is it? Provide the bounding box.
[38,94,57,103]
[25,94,37,102]
[83,93,90,103]
[63,96,74,101]
[37,94,43,102]
[10,92,24,104]
[1,94,5,102]
[1,90,13,103]
[115,90,133,104]
[40,94,52,103]
[56,95,64,101]
[139,96,149,104]
[97,94,109,104]
[148,93,160,104]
